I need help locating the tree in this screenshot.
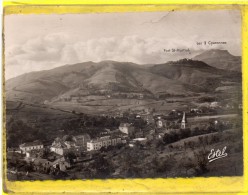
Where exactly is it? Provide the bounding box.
[64,151,77,164]
[100,146,107,153]
[23,162,34,173]
[155,140,164,150]
[193,150,209,175]
[91,155,113,178]
[64,135,74,142]
[42,148,50,159]
[179,128,191,139]
[157,157,176,177]
[179,156,194,176]
[163,132,179,144]
[133,118,146,129]
[7,119,37,147]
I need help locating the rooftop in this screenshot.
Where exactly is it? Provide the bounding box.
[33,158,51,165]
[133,138,147,141]
[89,135,121,143]
[73,134,91,141]
[20,140,43,147]
[119,123,132,127]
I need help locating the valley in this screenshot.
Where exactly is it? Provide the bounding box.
[4,49,243,179]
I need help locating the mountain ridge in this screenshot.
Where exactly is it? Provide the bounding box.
[193,49,241,72]
[6,53,241,104]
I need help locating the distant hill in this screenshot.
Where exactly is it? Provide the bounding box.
[193,49,241,72]
[5,58,241,104]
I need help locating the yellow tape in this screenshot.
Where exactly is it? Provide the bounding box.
[2,0,248,6]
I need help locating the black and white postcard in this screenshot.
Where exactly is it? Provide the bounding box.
[4,9,243,180]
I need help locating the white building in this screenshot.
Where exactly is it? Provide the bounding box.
[52,157,71,171]
[50,134,91,155]
[19,140,43,153]
[119,123,134,135]
[50,138,71,155]
[87,136,122,151]
[130,138,147,146]
[210,101,220,108]
[156,119,163,128]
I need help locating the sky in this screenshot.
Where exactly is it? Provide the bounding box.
[4,9,241,79]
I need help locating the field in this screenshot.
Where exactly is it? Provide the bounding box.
[48,95,236,115]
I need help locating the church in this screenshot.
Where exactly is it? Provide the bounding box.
[180,112,188,129]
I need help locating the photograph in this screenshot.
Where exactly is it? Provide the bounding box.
[4,9,243,180]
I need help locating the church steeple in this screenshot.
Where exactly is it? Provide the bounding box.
[181,112,187,129]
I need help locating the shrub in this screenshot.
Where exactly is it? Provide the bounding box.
[193,150,209,175]
[179,128,191,139]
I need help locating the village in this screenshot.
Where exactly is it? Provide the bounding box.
[6,100,242,180]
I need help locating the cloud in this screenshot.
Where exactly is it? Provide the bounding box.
[5,33,229,79]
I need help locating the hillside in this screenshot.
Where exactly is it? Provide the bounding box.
[193,49,241,72]
[5,58,241,107]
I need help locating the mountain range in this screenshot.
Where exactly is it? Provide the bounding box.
[193,49,241,72]
[6,49,241,104]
